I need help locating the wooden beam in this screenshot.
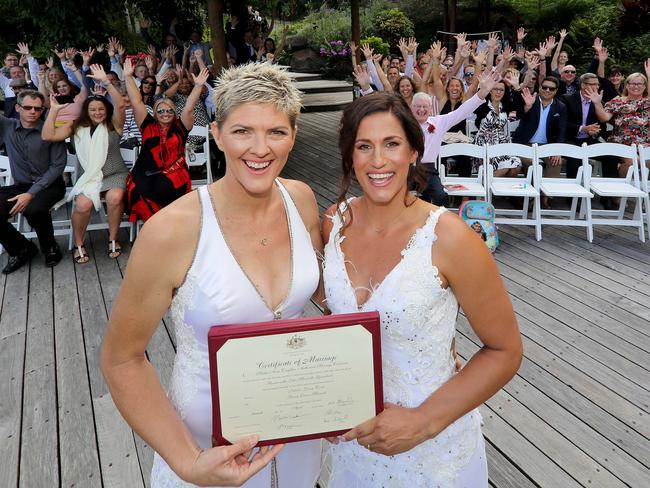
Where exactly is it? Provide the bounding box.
[207,0,228,73]
[351,0,360,65]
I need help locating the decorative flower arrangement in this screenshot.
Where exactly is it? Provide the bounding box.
[427,122,436,133]
[318,40,352,79]
[319,40,351,58]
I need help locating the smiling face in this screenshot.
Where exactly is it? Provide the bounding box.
[558,51,569,64]
[141,77,156,94]
[625,74,648,99]
[447,78,464,101]
[9,66,23,79]
[387,67,400,85]
[411,97,432,124]
[212,102,296,196]
[154,101,176,125]
[399,78,413,99]
[352,111,418,205]
[56,80,71,96]
[490,82,506,103]
[4,54,18,68]
[87,100,107,125]
[609,71,623,88]
[48,70,62,84]
[561,65,576,83]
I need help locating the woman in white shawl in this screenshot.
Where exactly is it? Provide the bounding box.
[43,64,127,263]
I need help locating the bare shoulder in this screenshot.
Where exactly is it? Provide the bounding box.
[321,203,339,245]
[434,209,478,251]
[279,178,319,228]
[129,190,202,289]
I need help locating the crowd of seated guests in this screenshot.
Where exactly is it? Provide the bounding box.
[353,28,650,209]
[0,3,285,273]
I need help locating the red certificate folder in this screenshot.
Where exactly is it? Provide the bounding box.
[208,311,383,446]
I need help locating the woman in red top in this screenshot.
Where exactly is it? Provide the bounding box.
[123,58,209,222]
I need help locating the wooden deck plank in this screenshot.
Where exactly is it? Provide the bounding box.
[53,238,102,486]
[484,440,537,488]
[457,331,650,485]
[19,262,58,487]
[93,393,145,488]
[0,266,29,486]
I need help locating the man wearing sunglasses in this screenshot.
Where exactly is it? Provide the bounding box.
[513,76,567,206]
[0,90,66,273]
[558,65,579,96]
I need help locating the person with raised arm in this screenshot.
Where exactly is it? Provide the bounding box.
[42,64,127,263]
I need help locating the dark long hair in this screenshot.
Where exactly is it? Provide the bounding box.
[337,91,426,226]
[73,96,115,133]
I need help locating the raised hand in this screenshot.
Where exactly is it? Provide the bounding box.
[18,55,27,67]
[96,43,105,53]
[266,52,275,63]
[191,67,210,86]
[52,47,66,60]
[429,41,443,60]
[350,41,357,56]
[478,67,503,96]
[145,55,155,71]
[16,42,30,56]
[501,45,514,62]
[360,43,374,60]
[122,57,135,77]
[521,86,537,107]
[536,41,548,59]
[515,45,526,60]
[46,56,54,69]
[592,37,603,53]
[473,49,488,68]
[644,58,650,80]
[454,32,467,46]
[167,45,179,61]
[116,42,125,56]
[525,52,540,71]
[598,47,609,63]
[194,48,203,60]
[504,70,520,90]
[65,47,78,61]
[397,37,407,55]
[559,29,568,39]
[139,18,151,29]
[407,37,418,55]
[82,47,95,66]
[545,36,557,52]
[487,32,499,51]
[352,64,371,90]
[459,41,471,59]
[517,27,527,43]
[175,64,184,81]
[88,63,108,83]
[48,93,69,111]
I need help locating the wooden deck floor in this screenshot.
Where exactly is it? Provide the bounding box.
[1,111,649,487]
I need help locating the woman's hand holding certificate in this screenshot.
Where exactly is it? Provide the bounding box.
[342,402,430,456]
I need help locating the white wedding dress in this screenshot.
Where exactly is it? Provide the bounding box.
[322,202,488,488]
[150,182,322,488]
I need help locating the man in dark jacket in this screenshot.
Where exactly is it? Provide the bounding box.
[561,72,615,179]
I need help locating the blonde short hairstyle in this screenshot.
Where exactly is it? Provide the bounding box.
[212,62,302,129]
[623,72,648,97]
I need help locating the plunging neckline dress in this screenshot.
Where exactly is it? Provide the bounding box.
[322,201,487,487]
[150,181,322,488]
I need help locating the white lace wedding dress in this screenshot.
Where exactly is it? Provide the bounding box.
[322,203,488,488]
[150,182,322,488]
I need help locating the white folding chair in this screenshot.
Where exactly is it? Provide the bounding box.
[636,144,650,233]
[507,119,519,142]
[0,154,12,186]
[486,143,542,241]
[186,124,213,186]
[534,143,594,242]
[465,119,479,139]
[585,143,649,242]
[437,143,487,206]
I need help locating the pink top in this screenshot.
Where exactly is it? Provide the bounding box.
[421,94,485,163]
[55,92,87,124]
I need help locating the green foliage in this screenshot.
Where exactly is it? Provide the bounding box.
[373,8,414,53]
[286,6,353,46]
[360,36,390,57]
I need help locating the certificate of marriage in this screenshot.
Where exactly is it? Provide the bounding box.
[208,311,383,446]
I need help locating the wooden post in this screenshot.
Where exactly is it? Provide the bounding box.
[449,0,457,33]
[207,0,228,73]
[351,0,360,65]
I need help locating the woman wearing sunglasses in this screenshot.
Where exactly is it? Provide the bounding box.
[139,75,158,108]
[42,63,128,263]
[122,57,209,224]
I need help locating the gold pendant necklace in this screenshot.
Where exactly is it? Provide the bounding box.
[260,238,268,246]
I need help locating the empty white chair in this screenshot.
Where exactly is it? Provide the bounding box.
[585,143,649,242]
[534,143,594,242]
[486,143,541,241]
[437,143,487,205]
[186,124,213,186]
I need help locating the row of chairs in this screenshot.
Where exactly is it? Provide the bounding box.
[437,142,650,242]
[0,125,216,255]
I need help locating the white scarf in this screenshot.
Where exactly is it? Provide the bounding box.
[69,125,109,210]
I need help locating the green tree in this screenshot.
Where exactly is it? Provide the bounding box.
[373,8,415,53]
